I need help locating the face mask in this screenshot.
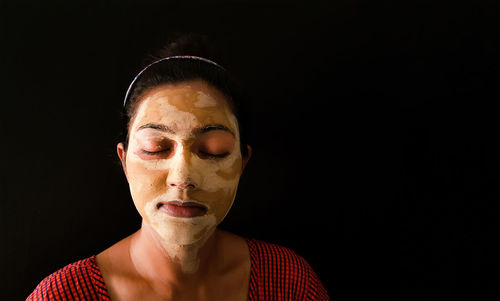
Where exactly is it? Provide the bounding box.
[125,82,243,247]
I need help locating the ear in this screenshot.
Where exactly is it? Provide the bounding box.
[242,145,252,172]
[117,142,128,180]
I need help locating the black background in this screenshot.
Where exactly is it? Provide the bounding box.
[1,1,498,300]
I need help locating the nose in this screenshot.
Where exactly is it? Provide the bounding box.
[166,143,198,190]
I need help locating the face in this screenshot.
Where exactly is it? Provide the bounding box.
[118,80,248,245]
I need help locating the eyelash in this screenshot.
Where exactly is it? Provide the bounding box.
[141,149,170,155]
[141,149,229,159]
[200,151,229,159]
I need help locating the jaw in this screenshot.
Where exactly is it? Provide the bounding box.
[143,200,219,274]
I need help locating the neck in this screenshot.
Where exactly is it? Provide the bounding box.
[129,220,218,286]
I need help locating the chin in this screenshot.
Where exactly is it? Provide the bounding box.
[147,211,218,245]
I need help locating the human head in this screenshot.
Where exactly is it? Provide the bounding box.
[116,35,251,253]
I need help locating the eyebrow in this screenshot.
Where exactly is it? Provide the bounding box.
[197,124,235,137]
[137,123,235,137]
[137,123,175,134]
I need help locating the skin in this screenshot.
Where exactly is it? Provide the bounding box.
[96,79,252,300]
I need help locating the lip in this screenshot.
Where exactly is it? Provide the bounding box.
[157,200,208,218]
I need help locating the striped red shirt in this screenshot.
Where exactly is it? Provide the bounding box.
[27,238,329,300]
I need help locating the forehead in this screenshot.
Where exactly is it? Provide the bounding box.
[131,81,238,134]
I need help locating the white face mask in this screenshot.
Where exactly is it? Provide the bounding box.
[124,81,243,247]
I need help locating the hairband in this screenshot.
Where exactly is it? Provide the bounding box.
[123,55,226,107]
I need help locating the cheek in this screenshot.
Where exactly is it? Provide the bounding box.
[126,161,168,212]
[191,188,238,222]
[192,157,243,221]
[215,156,243,180]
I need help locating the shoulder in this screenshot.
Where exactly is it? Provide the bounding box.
[247,237,306,272]
[246,238,330,300]
[27,256,110,301]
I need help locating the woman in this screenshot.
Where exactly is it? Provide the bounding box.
[27,35,329,300]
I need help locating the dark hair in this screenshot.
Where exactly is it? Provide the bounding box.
[120,34,249,157]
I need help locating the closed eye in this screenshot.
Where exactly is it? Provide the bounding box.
[199,151,229,159]
[141,148,171,155]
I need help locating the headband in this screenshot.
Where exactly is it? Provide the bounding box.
[123,55,226,107]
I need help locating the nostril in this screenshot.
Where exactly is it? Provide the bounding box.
[168,182,195,189]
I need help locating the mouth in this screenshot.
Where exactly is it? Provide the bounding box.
[156,200,208,218]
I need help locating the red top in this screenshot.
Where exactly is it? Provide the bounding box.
[27,238,329,300]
